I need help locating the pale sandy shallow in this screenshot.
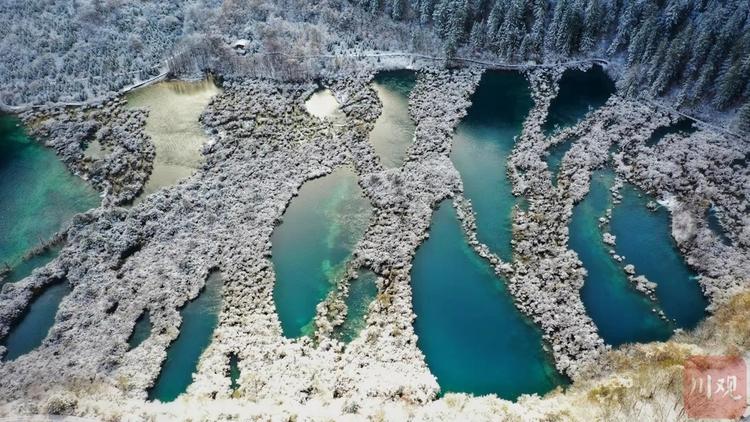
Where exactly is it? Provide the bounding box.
[126,77,221,202]
[304,88,345,121]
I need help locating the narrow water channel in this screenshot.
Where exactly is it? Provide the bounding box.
[126,77,220,202]
[2,282,71,361]
[610,185,708,328]
[411,201,564,399]
[0,115,99,273]
[148,271,224,402]
[450,71,533,262]
[368,70,417,168]
[644,118,696,146]
[304,88,345,121]
[272,167,373,338]
[334,270,379,343]
[545,138,577,186]
[543,65,616,134]
[570,170,672,346]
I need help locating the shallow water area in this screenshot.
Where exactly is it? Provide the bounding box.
[546,138,577,186]
[1,245,61,285]
[127,311,152,350]
[148,271,224,402]
[126,77,221,203]
[304,88,345,121]
[272,166,373,338]
[543,65,615,134]
[570,170,672,346]
[334,270,379,343]
[411,201,564,398]
[2,282,71,361]
[0,115,99,270]
[644,118,696,146]
[368,70,417,168]
[610,185,708,328]
[450,70,533,262]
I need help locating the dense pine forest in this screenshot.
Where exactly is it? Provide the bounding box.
[1,0,748,132]
[362,0,750,128]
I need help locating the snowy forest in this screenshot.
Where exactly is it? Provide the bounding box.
[362,0,750,130]
[0,0,748,132]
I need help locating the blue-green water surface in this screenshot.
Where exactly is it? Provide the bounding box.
[569,170,672,346]
[0,115,99,271]
[645,119,696,146]
[2,282,71,361]
[610,185,708,328]
[334,270,378,343]
[450,71,533,262]
[543,65,615,134]
[127,311,152,350]
[411,201,564,398]
[148,272,224,402]
[272,167,373,338]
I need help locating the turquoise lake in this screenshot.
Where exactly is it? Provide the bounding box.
[148,271,224,402]
[368,70,417,168]
[272,166,373,338]
[610,185,708,328]
[0,114,99,274]
[411,201,564,398]
[543,65,616,134]
[450,71,533,262]
[569,170,673,346]
[0,68,712,399]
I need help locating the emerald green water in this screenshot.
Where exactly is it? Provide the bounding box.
[127,311,152,350]
[450,71,533,262]
[272,167,373,338]
[570,170,672,346]
[0,115,99,272]
[368,70,417,168]
[411,201,564,398]
[148,271,223,402]
[610,185,708,328]
[645,118,696,146]
[2,282,71,361]
[1,245,61,284]
[334,270,379,343]
[543,65,616,134]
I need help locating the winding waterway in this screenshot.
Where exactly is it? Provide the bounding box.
[272,167,373,338]
[126,77,220,202]
[610,185,708,328]
[570,170,673,346]
[411,201,564,398]
[148,271,224,402]
[2,282,71,361]
[368,70,417,168]
[450,71,532,262]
